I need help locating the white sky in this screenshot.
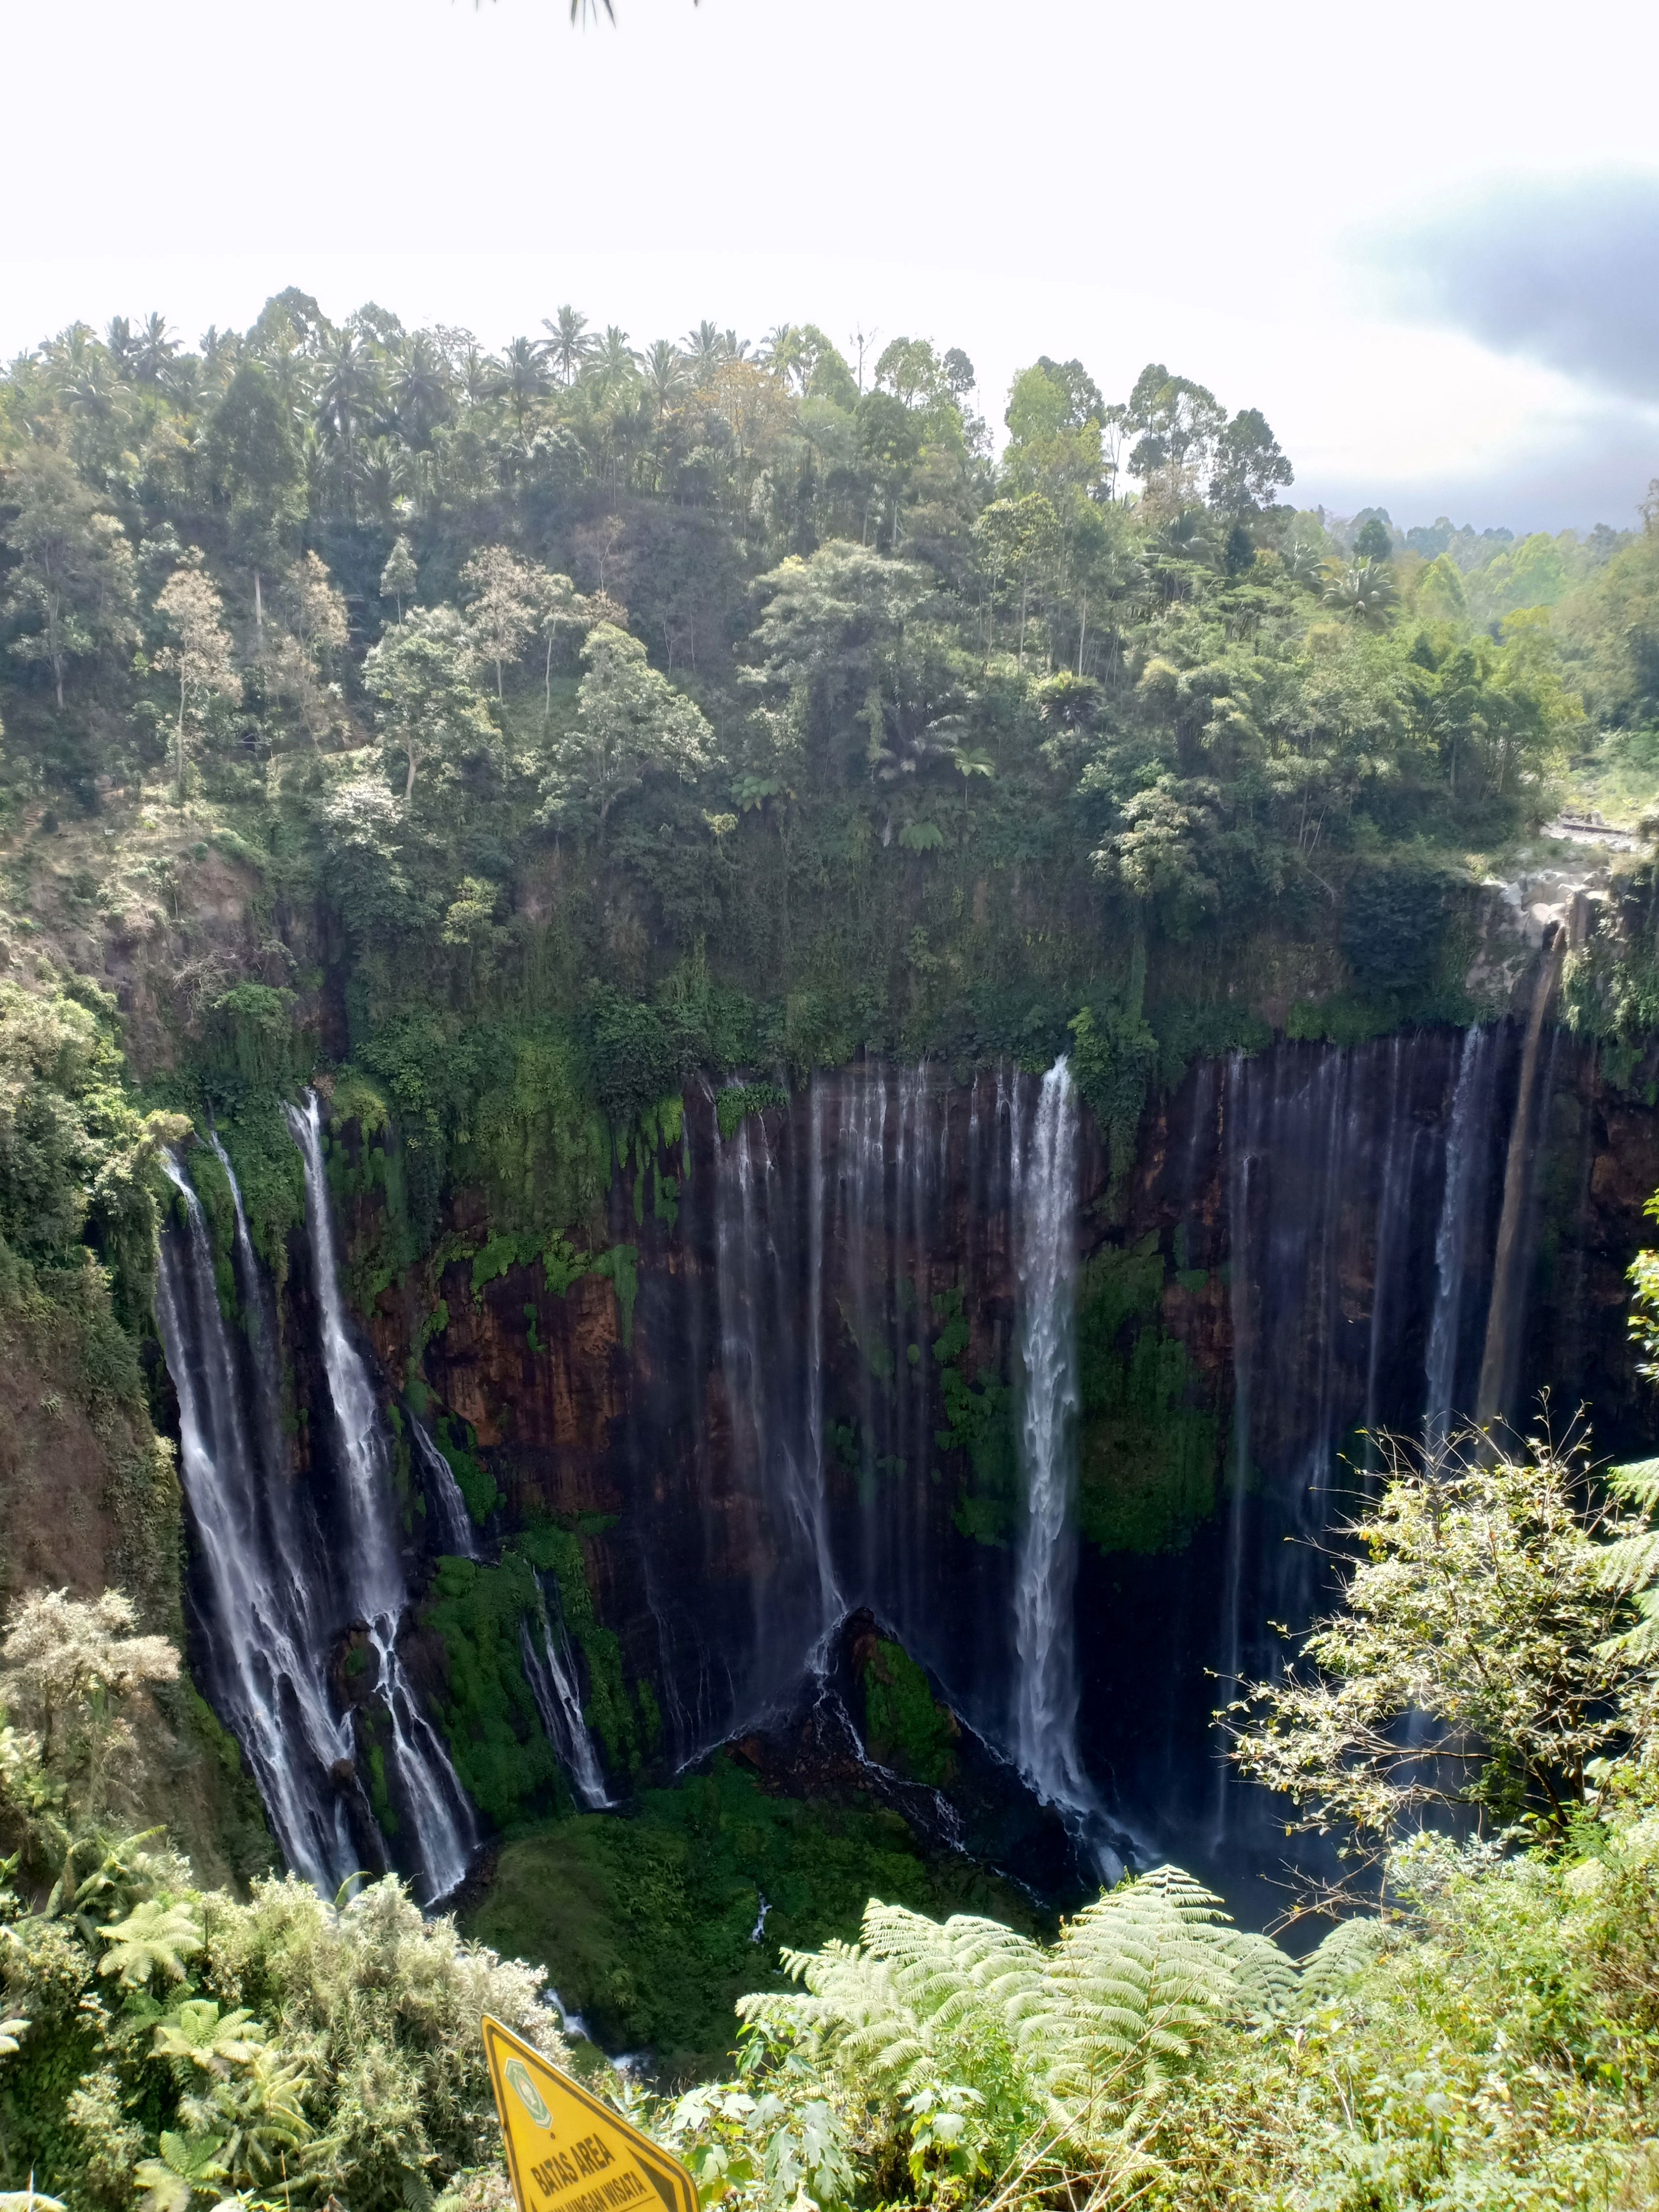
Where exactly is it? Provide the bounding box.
[3,0,1656,532]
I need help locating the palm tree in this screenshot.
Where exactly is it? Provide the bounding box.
[61,353,120,427]
[135,312,179,387]
[199,325,241,395]
[1282,540,1324,588]
[457,343,494,410]
[315,330,378,464]
[542,304,598,386]
[389,334,452,448]
[1324,555,1397,629]
[354,437,408,528]
[641,339,689,420]
[44,323,99,398]
[105,317,136,375]
[492,335,550,433]
[680,320,726,385]
[589,325,641,403]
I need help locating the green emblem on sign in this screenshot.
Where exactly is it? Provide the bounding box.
[505,2056,552,2129]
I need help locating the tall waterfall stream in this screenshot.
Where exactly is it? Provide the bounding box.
[1010,1057,1089,1812]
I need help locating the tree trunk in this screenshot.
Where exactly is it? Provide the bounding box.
[405,745,418,803]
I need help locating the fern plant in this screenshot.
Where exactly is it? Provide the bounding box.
[684,1866,1300,2209]
[1599,1456,1659,1658]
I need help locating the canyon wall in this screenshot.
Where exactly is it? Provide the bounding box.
[163,1016,1658,1911]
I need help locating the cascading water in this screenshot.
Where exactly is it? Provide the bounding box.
[287,1092,477,1902]
[1424,1027,1496,1455]
[1009,1057,1090,1811]
[1206,1037,1451,1863]
[709,1083,842,1710]
[521,1579,612,1808]
[151,1017,1623,1923]
[155,1154,356,1894]
[410,1418,480,1561]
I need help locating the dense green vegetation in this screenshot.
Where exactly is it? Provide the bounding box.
[1,301,1641,1183]
[467,1754,1036,2080]
[6,287,1659,1564]
[12,1415,1659,2210]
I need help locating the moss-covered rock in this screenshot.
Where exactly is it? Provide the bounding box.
[1075,1235,1221,1555]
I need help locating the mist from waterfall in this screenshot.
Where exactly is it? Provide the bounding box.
[1010,1057,1089,1810]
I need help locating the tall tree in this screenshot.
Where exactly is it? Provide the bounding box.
[363,606,497,805]
[1208,408,1294,516]
[542,305,598,387]
[380,536,419,622]
[1,447,139,710]
[268,553,349,748]
[155,554,239,798]
[459,547,541,698]
[542,623,712,831]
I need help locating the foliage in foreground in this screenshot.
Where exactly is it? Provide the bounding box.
[0,1591,562,2212]
[647,1415,1659,2212]
[1227,1426,1646,1866]
[655,1818,1659,2212]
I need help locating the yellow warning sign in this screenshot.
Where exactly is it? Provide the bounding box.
[481,2014,697,2212]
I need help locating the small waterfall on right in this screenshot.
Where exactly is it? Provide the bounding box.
[410,1418,480,1560]
[1009,1056,1090,1811]
[521,1579,612,1809]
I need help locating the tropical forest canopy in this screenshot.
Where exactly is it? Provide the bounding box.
[7,289,1659,1193]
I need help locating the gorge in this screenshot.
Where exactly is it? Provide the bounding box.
[149,981,1659,1945]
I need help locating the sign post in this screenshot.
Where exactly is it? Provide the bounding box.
[481,2016,698,2212]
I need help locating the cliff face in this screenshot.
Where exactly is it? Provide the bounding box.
[277,1023,1659,1902]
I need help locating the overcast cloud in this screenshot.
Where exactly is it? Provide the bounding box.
[1367,174,1659,404]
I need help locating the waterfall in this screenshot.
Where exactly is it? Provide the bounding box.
[1209,1038,1444,1854]
[287,1093,477,1902]
[711,1085,841,1709]
[1477,934,1571,1433]
[520,1581,612,1808]
[1010,1056,1089,1809]
[155,1154,356,1895]
[1424,1027,1493,1455]
[410,1418,480,1560]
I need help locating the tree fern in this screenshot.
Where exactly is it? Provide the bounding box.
[1294,1915,1392,2011]
[1022,1871,1251,2133]
[734,1868,1299,2174]
[1599,1458,1659,1658]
